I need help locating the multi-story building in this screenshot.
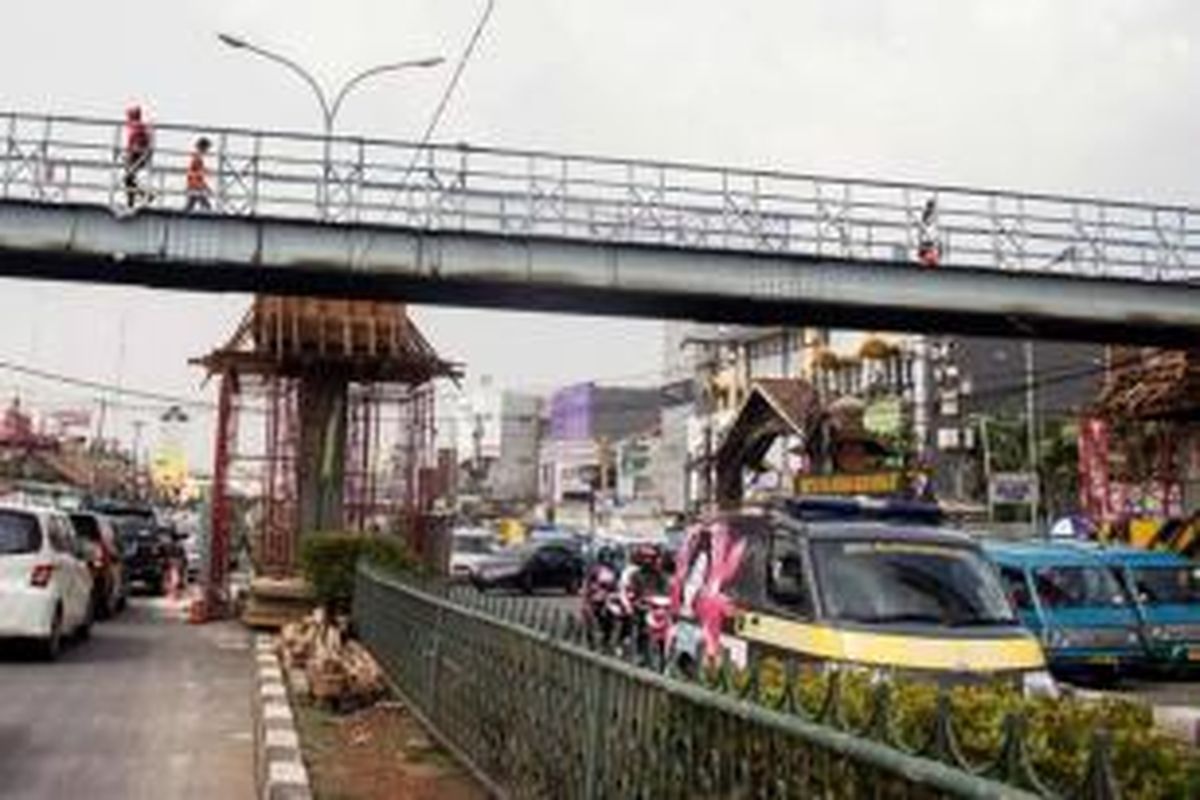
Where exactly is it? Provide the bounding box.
[662,318,1104,510]
[442,377,542,506]
[663,322,921,510]
[538,382,661,525]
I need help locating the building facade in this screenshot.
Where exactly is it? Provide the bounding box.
[538,383,661,525]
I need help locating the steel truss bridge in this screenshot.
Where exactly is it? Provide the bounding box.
[1,111,1198,344]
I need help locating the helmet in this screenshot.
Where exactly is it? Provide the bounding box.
[630,544,659,568]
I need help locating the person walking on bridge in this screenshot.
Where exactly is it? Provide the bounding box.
[184,136,213,213]
[123,105,154,208]
[916,196,941,268]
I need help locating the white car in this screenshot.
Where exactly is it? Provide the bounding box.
[0,504,94,658]
[449,528,500,581]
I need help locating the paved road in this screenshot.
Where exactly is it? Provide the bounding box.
[0,598,254,800]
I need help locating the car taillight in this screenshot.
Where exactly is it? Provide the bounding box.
[30,563,55,588]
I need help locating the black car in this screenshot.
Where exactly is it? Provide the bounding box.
[472,540,585,594]
[117,522,184,595]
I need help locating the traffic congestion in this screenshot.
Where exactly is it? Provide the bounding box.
[448,498,1200,696]
[0,493,198,659]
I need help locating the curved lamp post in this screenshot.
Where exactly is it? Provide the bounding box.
[217,33,443,216]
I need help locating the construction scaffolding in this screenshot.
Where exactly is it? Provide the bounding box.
[196,298,458,610]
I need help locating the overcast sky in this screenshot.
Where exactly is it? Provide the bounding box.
[1,0,1198,465]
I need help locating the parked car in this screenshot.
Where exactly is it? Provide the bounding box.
[1084,545,1200,671]
[0,503,94,659]
[117,521,184,595]
[984,541,1144,681]
[449,527,500,582]
[69,511,127,618]
[472,540,586,594]
[666,498,1051,691]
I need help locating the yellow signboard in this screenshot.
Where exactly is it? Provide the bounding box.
[794,472,904,496]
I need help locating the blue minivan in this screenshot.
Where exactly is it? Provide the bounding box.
[983,541,1143,679]
[1084,546,1200,670]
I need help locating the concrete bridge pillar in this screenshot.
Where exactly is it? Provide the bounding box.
[296,375,348,537]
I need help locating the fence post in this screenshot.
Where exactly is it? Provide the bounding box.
[426,602,445,722]
[582,664,611,800]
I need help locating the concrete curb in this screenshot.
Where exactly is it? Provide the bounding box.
[253,634,313,800]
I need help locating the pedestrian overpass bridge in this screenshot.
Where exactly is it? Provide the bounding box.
[1,111,1198,344]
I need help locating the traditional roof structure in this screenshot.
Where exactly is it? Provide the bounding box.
[1096,348,1200,421]
[194,297,460,384]
[714,378,892,504]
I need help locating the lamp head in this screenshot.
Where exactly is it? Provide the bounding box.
[217,33,249,49]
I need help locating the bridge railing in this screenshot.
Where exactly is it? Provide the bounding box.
[353,564,1134,799]
[3,110,1197,282]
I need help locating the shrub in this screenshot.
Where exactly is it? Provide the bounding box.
[299,532,417,612]
[743,665,1200,799]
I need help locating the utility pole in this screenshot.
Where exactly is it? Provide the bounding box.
[1024,340,1040,531]
[912,336,932,468]
[132,419,146,496]
[217,33,442,217]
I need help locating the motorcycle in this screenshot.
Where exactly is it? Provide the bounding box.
[581,563,625,649]
[637,594,672,670]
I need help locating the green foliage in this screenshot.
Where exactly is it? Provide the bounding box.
[739,660,1200,799]
[299,531,417,612]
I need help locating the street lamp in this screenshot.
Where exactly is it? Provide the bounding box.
[216,33,443,215]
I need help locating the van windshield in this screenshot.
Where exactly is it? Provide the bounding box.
[1032,565,1126,609]
[0,510,41,555]
[1128,566,1200,606]
[812,539,1015,626]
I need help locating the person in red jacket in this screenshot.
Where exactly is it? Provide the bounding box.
[123,105,153,208]
[184,136,212,212]
[916,196,941,268]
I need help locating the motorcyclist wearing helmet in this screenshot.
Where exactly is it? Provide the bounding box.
[581,545,622,644]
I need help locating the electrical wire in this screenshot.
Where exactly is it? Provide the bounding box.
[0,346,1154,432]
[353,0,496,266]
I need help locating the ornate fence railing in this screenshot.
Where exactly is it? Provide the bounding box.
[3,110,1199,283]
[353,565,1139,799]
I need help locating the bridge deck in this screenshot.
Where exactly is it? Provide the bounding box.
[1,111,1199,344]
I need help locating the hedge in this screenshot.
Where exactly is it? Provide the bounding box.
[299,531,417,613]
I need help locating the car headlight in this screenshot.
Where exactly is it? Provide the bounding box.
[1022,669,1059,699]
[1149,625,1174,641]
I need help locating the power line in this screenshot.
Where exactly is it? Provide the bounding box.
[355,0,496,265]
[0,358,215,410]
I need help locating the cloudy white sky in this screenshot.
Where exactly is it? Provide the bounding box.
[1,0,1197,464]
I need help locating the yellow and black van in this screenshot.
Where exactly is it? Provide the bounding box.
[667,498,1051,689]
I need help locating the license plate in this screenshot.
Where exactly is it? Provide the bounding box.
[1086,655,1117,666]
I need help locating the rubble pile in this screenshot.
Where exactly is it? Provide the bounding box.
[279,608,386,710]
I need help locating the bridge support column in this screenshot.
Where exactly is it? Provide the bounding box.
[297,376,348,538]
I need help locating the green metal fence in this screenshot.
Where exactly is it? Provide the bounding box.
[354,565,1086,799]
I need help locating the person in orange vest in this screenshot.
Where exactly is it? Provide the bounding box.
[184,136,212,212]
[123,105,154,208]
